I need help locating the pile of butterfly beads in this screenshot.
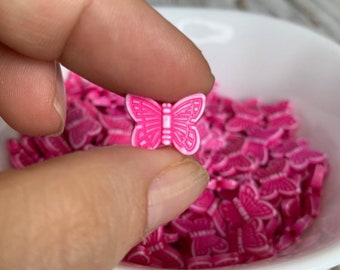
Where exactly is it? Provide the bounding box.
[8,73,329,269]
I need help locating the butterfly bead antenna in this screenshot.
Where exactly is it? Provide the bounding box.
[126,93,206,155]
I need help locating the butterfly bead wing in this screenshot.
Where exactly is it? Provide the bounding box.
[171,94,206,155]
[125,95,162,150]
[237,184,277,220]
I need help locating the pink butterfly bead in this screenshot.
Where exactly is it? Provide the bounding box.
[190,190,216,214]
[261,100,291,116]
[289,215,313,237]
[287,146,327,170]
[163,230,180,244]
[310,164,326,191]
[252,159,300,200]
[171,217,229,256]
[18,136,37,155]
[212,253,240,267]
[124,245,152,266]
[226,99,263,132]
[303,191,321,217]
[187,255,213,269]
[275,232,296,252]
[207,200,228,237]
[64,72,84,96]
[237,218,271,255]
[141,227,185,269]
[219,184,277,229]
[208,177,239,192]
[270,137,308,158]
[126,93,206,155]
[281,196,301,219]
[7,139,21,155]
[265,214,282,237]
[34,136,71,158]
[125,227,184,269]
[10,149,36,168]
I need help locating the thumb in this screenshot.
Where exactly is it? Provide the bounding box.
[0,146,209,270]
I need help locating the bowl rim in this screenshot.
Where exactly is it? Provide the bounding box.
[1,7,340,270]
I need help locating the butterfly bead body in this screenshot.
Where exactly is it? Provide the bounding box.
[126,94,206,155]
[219,184,276,228]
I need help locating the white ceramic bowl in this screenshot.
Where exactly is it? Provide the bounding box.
[1,7,340,270]
[118,8,340,270]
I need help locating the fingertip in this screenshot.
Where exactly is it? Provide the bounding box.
[61,0,215,102]
[0,144,208,269]
[0,45,65,136]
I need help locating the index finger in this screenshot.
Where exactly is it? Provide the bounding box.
[0,0,214,102]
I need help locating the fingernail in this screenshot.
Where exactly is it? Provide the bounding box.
[53,62,66,135]
[146,158,209,234]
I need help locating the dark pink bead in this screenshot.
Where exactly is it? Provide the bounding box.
[103,130,131,146]
[287,146,327,170]
[7,74,330,269]
[68,117,102,149]
[265,214,282,237]
[275,232,295,252]
[289,215,313,237]
[310,164,326,190]
[65,105,87,129]
[267,113,299,131]
[237,218,271,255]
[124,245,151,266]
[281,196,301,218]
[190,190,215,214]
[10,150,36,169]
[212,253,240,267]
[64,72,84,95]
[171,218,228,256]
[19,136,41,161]
[303,191,321,217]
[35,136,71,158]
[187,256,213,269]
[7,139,21,155]
[261,100,291,116]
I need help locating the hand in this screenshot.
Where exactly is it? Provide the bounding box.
[0,1,214,269]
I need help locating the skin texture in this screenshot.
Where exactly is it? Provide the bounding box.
[0,0,214,269]
[0,0,214,135]
[0,147,209,270]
